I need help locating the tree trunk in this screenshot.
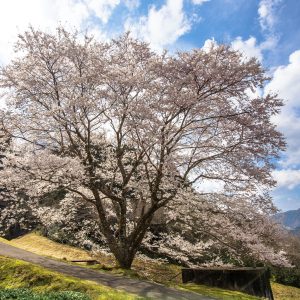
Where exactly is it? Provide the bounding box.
[114,247,135,269]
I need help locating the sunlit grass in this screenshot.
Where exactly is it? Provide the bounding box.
[5,232,92,261]
[0,255,143,300]
[0,236,9,243]
[271,282,300,300]
[177,283,262,300]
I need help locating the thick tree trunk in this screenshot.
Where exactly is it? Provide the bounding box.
[114,247,135,269]
[111,206,158,269]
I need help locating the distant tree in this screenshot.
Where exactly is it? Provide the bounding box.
[0,27,286,268]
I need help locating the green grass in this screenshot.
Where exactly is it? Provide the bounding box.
[0,256,143,300]
[1,232,92,261]
[0,237,8,243]
[178,283,262,300]
[271,282,300,300]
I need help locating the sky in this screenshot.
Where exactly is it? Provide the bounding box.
[0,0,299,211]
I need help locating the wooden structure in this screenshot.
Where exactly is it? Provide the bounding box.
[71,259,99,265]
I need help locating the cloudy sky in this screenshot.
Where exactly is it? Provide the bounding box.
[0,0,299,211]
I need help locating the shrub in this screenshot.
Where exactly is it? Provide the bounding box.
[272,267,300,288]
[0,289,90,300]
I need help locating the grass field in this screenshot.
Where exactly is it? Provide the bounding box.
[2,233,300,300]
[0,255,143,300]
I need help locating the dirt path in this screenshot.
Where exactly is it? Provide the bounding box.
[0,242,215,300]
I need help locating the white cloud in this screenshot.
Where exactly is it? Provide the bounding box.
[231,36,277,62]
[86,0,120,24]
[258,0,281,32]
[124,0,190,51]
[232,37,263,61]
[191,0,210,5]
[266,50,300,110]
[0,0,90,64]
[265,50,300,168]
[0,0,122,65]
[0,0,123,63]
[272,169,300,190]
[202,38,217,52]
[203,36,277,63]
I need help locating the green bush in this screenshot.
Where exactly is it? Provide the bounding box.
[0,289,90,300]
[271,267,300,288]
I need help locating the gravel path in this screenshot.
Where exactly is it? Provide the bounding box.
[0,241,215,300]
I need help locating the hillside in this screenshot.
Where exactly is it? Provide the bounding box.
[1,233,300,299]
[291,226,300,236]
[274,208,300,229]
[0,255,142,300]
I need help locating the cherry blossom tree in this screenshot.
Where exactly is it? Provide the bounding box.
[0,27,286,268]
[151,189,290,267]
[0,134,38,238]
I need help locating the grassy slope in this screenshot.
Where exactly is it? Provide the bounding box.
[2,233,300,299]
[0,255,143,300]
[3,233,92,261]
[0,236,8,243]
[178,283,261,300]
[271,282,300,300]
[1,233,182,284]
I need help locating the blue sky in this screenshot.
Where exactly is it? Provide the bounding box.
[0,0,299,211]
